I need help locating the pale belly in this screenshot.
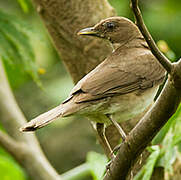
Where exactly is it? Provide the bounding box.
[109,86,159,123]
[85,86,159,125]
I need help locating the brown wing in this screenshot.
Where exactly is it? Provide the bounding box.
[69,48,165,103]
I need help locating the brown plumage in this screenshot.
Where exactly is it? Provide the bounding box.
[20,17,165,138]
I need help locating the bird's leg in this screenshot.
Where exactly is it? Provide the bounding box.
[96,123,117,172]
[112,143,121,154]
[106,115,127,141]
[96,123,115,159]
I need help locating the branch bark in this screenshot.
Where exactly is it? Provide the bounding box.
[103,78,181,180]
[103,1,181,179]
[0,131,22,155]
[0,60,60,180]
[131,0,173,74]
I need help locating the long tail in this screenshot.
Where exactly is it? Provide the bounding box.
[20,105,63,132]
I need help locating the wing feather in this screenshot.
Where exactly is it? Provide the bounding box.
[69,47,165,103]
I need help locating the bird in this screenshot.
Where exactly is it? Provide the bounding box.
[20,17,165,158]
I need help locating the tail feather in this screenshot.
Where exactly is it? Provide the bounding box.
[20,105,63,132]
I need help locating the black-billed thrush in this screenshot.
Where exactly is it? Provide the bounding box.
[20,17,165,158]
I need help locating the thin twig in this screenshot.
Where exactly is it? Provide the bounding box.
[0,131,23,156]
[131,0,173,73]
[61,163,90,180]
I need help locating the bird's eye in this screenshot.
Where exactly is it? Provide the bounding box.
[106,22,115,29]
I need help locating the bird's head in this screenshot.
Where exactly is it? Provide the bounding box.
[78,17,141,44]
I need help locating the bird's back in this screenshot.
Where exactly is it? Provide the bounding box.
[68,43,165,103]
[60,43,165,118]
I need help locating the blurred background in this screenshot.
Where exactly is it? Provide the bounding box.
[0,0,181,179]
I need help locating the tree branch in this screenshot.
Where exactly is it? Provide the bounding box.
[0,60,60,180]
[61,163,90,180]
[103,1,181,179]
[0,131,22,156]
[103,78,181,180]
[131,0,173,73]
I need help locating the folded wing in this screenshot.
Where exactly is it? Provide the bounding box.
[70,48,165,103]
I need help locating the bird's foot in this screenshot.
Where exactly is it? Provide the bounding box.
[106,144,121,171]
[110,137,131,157]
[106,139,131,172]
[106,153,115,172]
[112,144,121,154]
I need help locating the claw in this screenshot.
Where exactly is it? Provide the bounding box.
[112,144,121,154]
[106,153,115,172]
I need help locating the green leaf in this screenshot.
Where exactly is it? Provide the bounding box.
[154,104,181,175]
[134,145,160,180]
[61,163,90,180]
[0,31,21,65]
[0,147,26,180]
[152,104,181,145]
[172,105,181,146]
[0,10,41,86]
[86,152,107,180]
[16,0,29,13]
[157,131,176,173]
[165,50,176,62]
